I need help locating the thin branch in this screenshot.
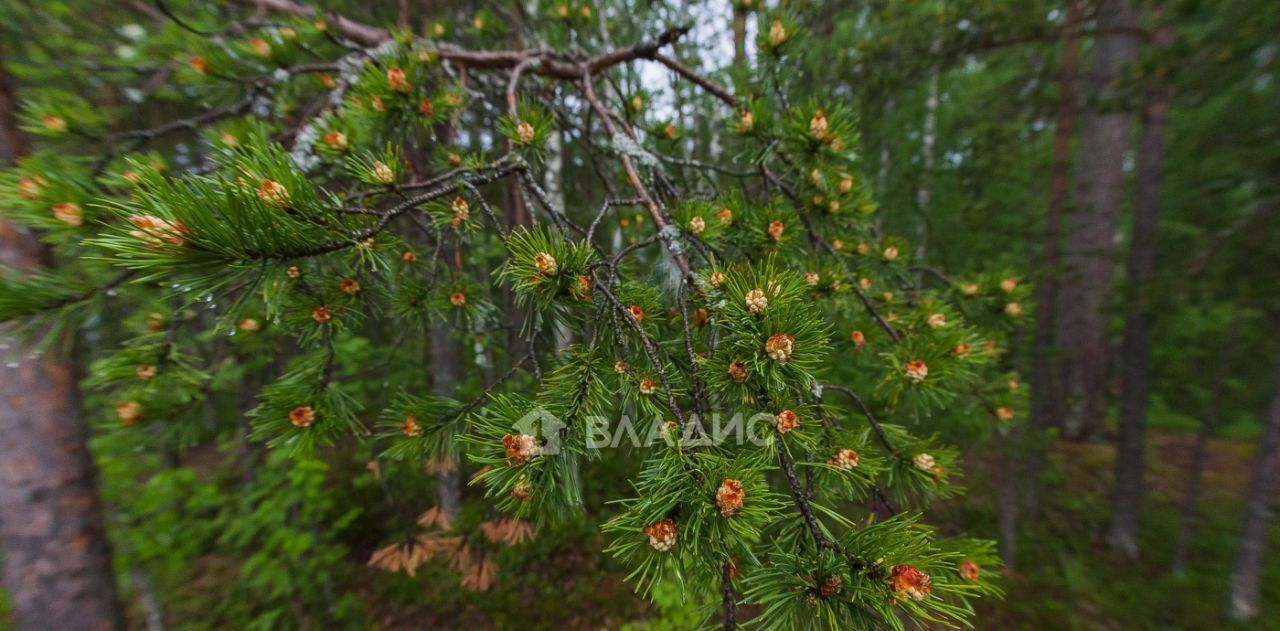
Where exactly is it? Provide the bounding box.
[776,442,838,553]
[908,265,954,287]
[449,352,532,422]
[153,0,223,36]
[586,198,643,244]
[650,52,737,107]
[820,384,898,457]
[768,165,903,343]
[506,57,537,118]
[458,180,512,240]
[580,72,694,281]
[590,276,687,432]
[36,269,137,312]
[257,161,522,260]
[721,559,737,630]
[241,0,388,46]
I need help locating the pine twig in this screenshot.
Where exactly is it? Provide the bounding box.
[721,559,737,630]
[820,384,898,457]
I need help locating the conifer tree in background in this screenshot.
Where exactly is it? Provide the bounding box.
[0,2,1030,627]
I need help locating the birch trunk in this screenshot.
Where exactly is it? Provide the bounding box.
[1227,362,1280,620]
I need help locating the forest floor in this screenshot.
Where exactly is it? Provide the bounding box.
[955,431,1280,631]
[352,430,1280,630]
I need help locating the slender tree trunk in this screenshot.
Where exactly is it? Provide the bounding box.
[914,39,941,263]
[0,47,26,160]
[1025,0,1083,515]
[431,65,468,518]
[1172,327,1236,574]
[131,566,166,631]
[1054,0,1140,441]
[997,435,1020,570]
[731,7,746,67]
[876,97,895,197]
[1227,361,1280,621]
[1107,24,1172,558]
[430,325,464,519]
[396,0,410,30]
[543,127,577,349]
[544,129,566,214]
[0,53,124,631]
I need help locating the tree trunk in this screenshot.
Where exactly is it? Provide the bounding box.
[1106,24,1171,557]
[1227,361,1280,621]
[997,435,1020,570]
[731,7,746,67]
[1025,0,1083,515]
[1171,327,1236,574]
[0,53,124,631]
[1054,0,1140,441]
[0,295,126,631]
[429,241,466,520]
[876,96,895,197]
[430,324,464,519]
[0,46,26,160]
[544,128,566,214]
[915,57,939,263]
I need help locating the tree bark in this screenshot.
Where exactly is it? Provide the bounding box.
[0,46,26,161]
[914,37,941,263]
[1171,326,1236,574]
[0,344,124,631]
[430,324,464,519]
[1054,0,1140,441]
[876,96,895,198]
[997,435,1020,570]
[731,7,747,68]
[1106,24,1171,557]
[1025,0,1083,515]
[544,128,566,214]
[0,51,124,631]
[1227,361,1280,621]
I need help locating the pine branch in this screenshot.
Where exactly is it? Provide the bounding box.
[38,269,136,312]
[909,265,955,287]
[721,559,737,630]
[766,171,904,344]
[651,52,738,107]
[259,160,522,260]
[590,276,688,433]
[580,72,694,281]
[776,442,838,554]
[820,384,898,457]
[586,198,643,244]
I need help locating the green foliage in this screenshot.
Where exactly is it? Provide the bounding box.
[497,226,596,316]
[376,391,466,460]
[0,1,1059,627]
[604,448,786,596]
[465,394,587,523]
[95,436,366,630]
[248,357,364,454]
